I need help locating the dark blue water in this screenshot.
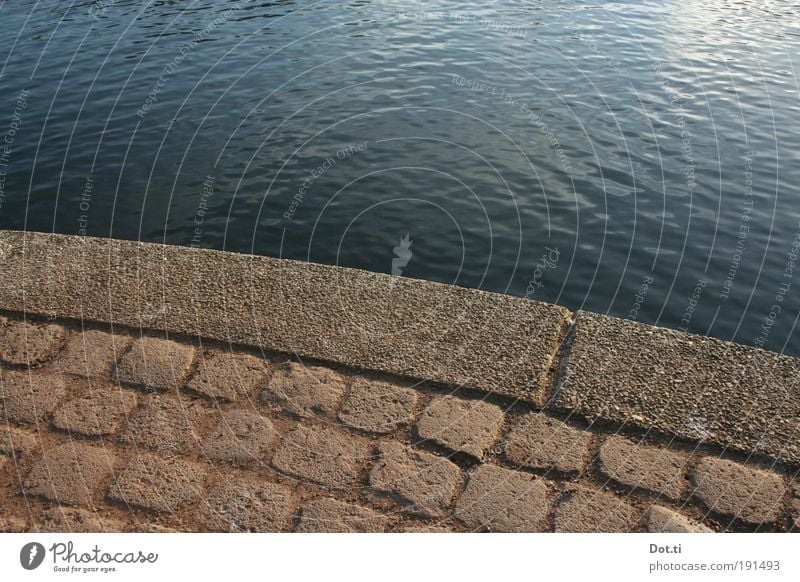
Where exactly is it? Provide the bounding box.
[1,0,799,355]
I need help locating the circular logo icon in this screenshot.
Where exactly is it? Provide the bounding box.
[20,542,46,570]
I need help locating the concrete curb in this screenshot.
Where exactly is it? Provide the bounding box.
[0,230,569,405]
[552,311,800,465]
[1,230,799,466]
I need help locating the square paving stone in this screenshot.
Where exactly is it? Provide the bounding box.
[0,320,67,366]
[0,370,67,424]
[119,395,210,453]
[416,395,504,460]
[185,350,268,402]
[598,436,690,500]
[503,413,590,474]
[260,361,346,419]
[52,388,138,437]
[272,424,370,490]
[109,453,207,513]
[116,337,195,392]
[338,377,418,434]
[56,330,132,379]
[790,486,800,531]
[690,457,785,525]
[24,442,118,506]
[202,409,276,464]
[195,478,293,532]
[554,487,640,532]
[135,524,179,533]
[647,506,712,533]
[369,441,461,518]
[33,508,127,533]
[0,515,28,532]
[455,464,550,532]
[0,425,41,459]
[296,498,388,532]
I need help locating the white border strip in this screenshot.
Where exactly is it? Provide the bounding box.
[0,533,796,581]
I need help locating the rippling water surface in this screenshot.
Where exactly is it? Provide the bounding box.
[0,0,798,353]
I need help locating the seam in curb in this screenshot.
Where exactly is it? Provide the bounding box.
[539,311,579,410]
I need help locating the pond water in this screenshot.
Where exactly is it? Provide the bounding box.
[1,0,799,354]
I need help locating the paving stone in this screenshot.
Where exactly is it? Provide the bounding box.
[109,453,207,513]
[202,409,275,464]
[297,498,388,532]
[260,362,346,418]
[185,350,268,402]
[647,506,713,533]
[119,395,209,453]
[398,525,452,532]
[0,515,27,532]
[34,508,126,533]
[552,310,800,464]
[135,524,179,533]
[455,464,549,532]
[56,330,132,379]
[0,425,41,459]
[503,413,590,474]
[116,337,195,392]
[24,442,118,506]
[338,377,418,434]
[52,389,138,436]
[0,370,67,424]
[416,396,504,460]
[369,441,461,518]
[790,487,800,531]
[690,458,784,524]
[555,487,639,532]
[0,320,67,365]
[272,424,369,490]
[598,436,690,500]
[197,478,293,532]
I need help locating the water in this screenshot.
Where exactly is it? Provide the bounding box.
[0,0,798,355]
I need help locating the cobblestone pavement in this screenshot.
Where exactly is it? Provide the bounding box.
[1,313,797,533]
